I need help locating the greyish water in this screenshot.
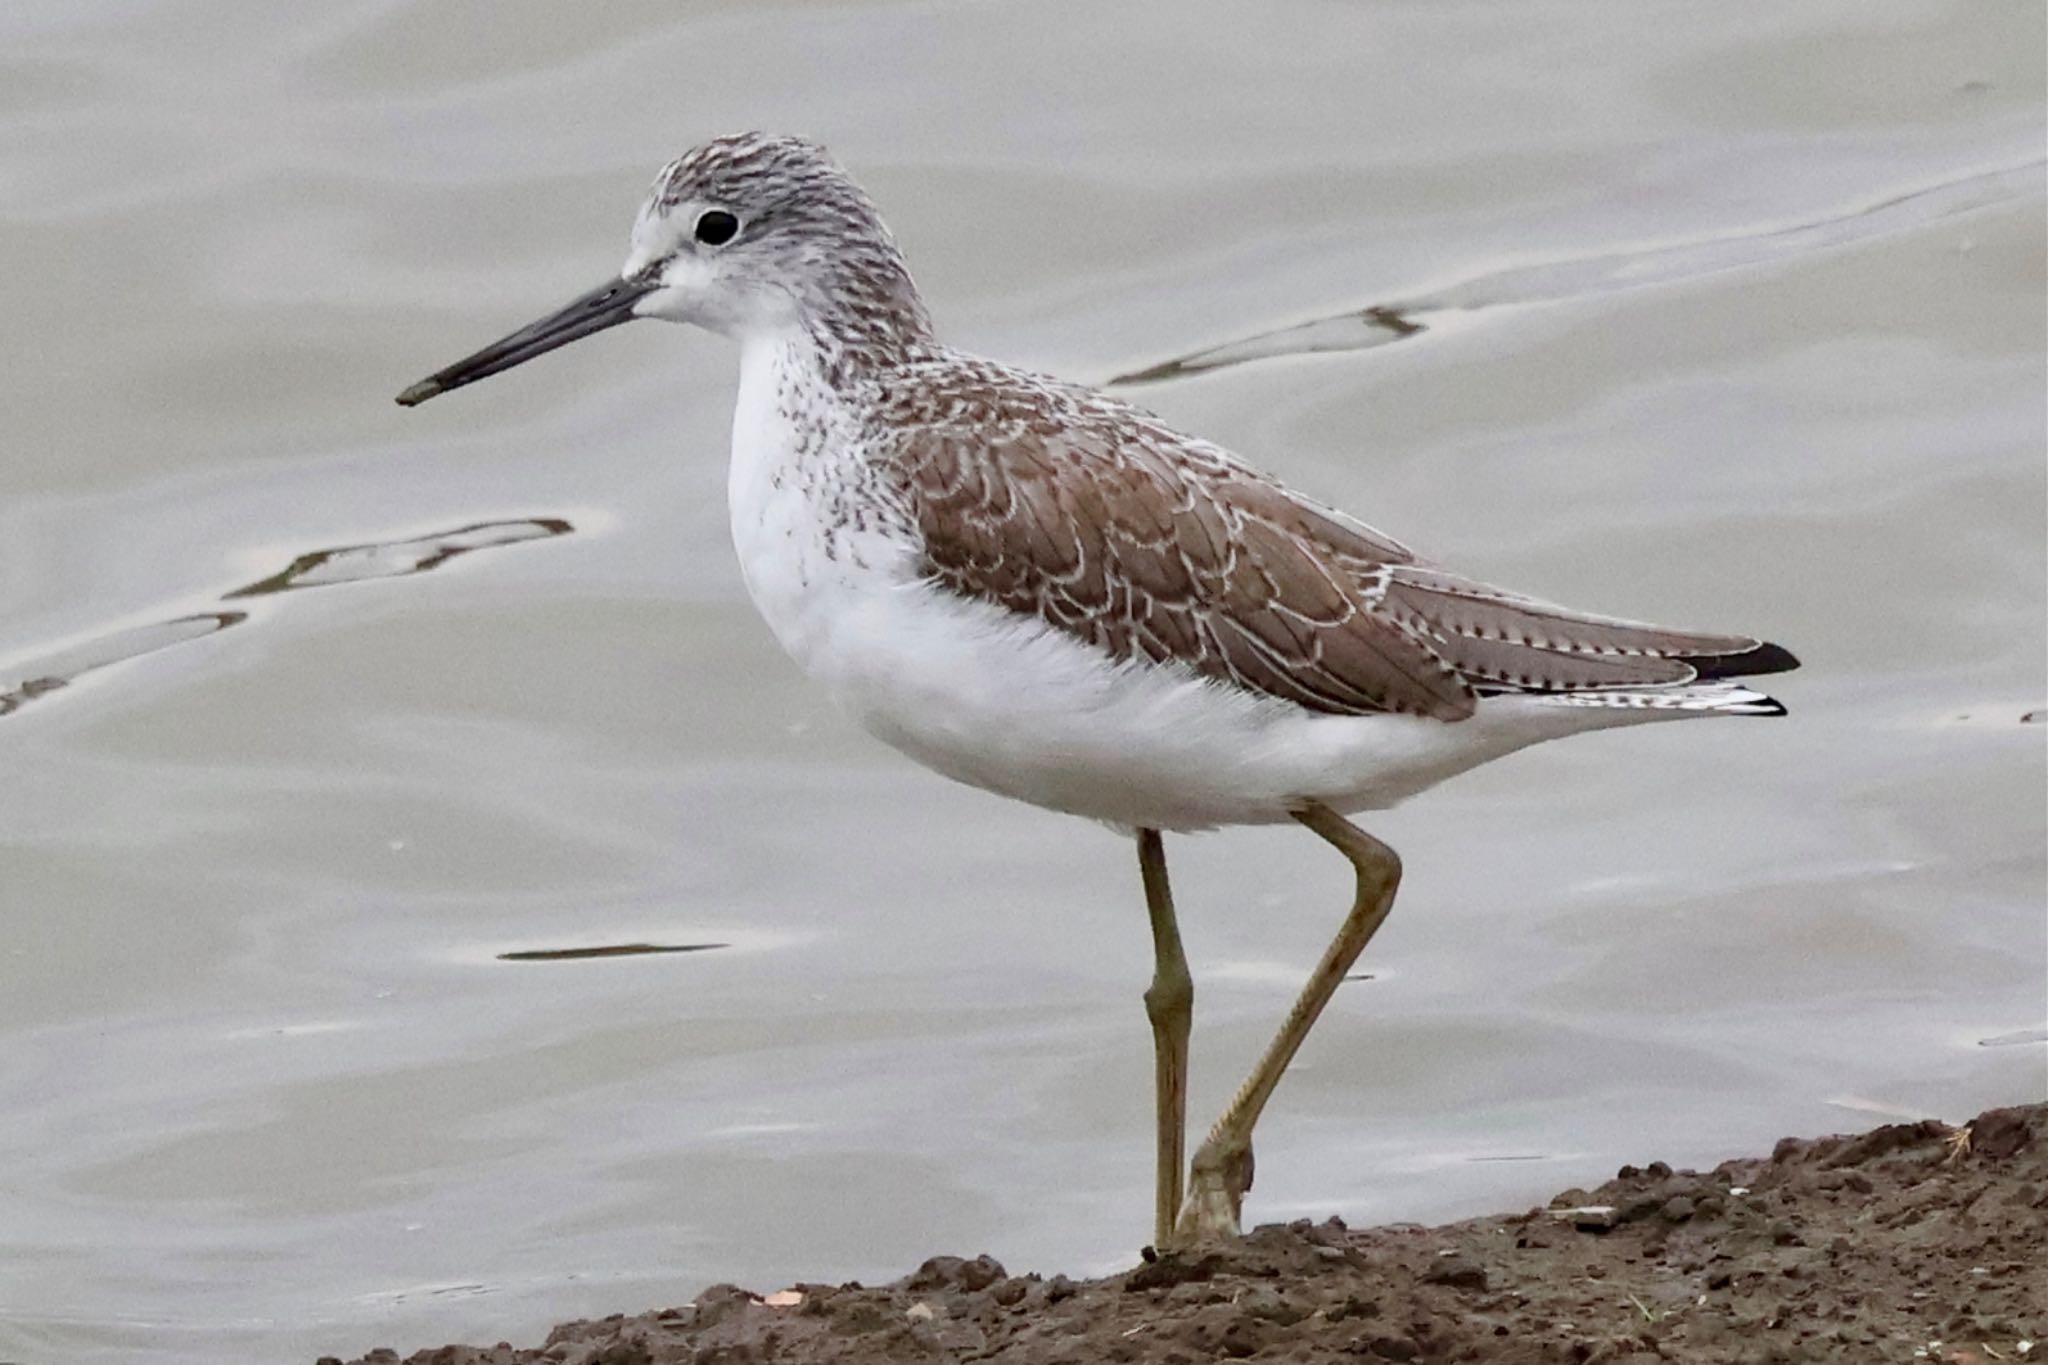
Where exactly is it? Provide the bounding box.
[1,3,2042,1362]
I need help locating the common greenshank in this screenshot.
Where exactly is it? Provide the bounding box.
[398,132,1798,1249]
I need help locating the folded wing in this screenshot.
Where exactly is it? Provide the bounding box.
[879,373,1792,721]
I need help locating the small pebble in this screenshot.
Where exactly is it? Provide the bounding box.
[1559,1205,1618,1232]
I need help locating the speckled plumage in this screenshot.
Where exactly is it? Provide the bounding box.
[625,135,1795,832]
[642,133,932,375]
[633,135,1793,745]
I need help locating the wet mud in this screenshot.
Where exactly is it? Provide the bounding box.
[324,1103,2045,1365]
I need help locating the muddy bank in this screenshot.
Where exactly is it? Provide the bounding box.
[326,1103,2044,1364]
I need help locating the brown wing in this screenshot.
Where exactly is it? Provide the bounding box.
[874,364,1784,720]
[877,375,1475,719]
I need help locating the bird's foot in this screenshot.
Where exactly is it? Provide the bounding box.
[1172,1134,1253,1246]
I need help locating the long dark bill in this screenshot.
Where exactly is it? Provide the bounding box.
[395,276,658,407]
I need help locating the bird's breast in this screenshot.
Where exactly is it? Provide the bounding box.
[726,340,919,674]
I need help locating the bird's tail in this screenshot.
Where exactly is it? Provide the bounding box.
[1538,682,1788,717]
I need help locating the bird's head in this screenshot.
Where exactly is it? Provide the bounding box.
[398,132,928,408]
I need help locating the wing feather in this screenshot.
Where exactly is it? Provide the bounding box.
[871,361,1784,719]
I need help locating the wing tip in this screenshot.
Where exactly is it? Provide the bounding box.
[1685,639,1801,681]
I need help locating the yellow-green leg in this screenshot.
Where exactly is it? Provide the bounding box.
[1137,828,1192,1250]
[1174,801,1403,1244]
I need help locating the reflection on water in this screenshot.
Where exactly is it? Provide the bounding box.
[1110,160,2044,386]
[0,518,571,723]
[0,612,244,717]
[223,518,572,599]
[1111,309,1423,386]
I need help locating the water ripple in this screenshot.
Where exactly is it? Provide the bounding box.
[222,517,570,599]
[1109,160,2045,386]
[0,516,572,722]
[0,612,243,717]
[497,943,730,962]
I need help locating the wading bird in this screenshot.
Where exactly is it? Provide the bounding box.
[398,133,1797,1248]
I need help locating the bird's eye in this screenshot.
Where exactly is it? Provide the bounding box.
[694,210,740,245]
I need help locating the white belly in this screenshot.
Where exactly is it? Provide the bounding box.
[819,576,1712,829]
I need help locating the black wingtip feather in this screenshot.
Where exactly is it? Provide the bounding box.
[1683,640,1801,682]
